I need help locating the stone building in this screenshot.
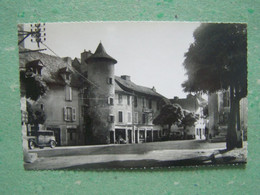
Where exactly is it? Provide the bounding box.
[114,76,168,144]
[19,48,85,146]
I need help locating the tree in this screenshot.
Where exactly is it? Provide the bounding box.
[20,71,48,101]
[181,112,197,129]
[27,100,46,132]
[182,23,247,150]
[153,104,184,136]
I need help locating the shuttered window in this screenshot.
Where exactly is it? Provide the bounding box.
[63,107,76,122]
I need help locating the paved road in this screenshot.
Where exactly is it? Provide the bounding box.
[29,140,226,158]
[25,140,247,170]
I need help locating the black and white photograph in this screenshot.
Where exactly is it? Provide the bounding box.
[18,22,247,170]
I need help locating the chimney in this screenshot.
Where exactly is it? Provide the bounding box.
[121,75,131,81]
[174,96,179,100]
[81,50,92,63]
[152,86,156,92]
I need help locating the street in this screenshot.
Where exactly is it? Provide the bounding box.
[25,140,246,170]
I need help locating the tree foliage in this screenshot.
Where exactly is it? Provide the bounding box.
[182,23,247,98]
[153,104,184,134]
[27,100,46,131]
[20,71,48,101]
[181,112,197,129]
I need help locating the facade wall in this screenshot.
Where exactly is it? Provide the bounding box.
[133,95,162,143]
[37,84,83,146]
[114,92,133,143]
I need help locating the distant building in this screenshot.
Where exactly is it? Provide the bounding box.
[208,91,248,142]
[170,94,207,140]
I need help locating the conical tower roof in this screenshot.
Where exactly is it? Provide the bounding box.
[86,42,117,64]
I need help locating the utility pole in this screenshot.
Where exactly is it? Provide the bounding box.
[18,23,47,53]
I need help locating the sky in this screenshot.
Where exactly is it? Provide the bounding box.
[24,22,200,99]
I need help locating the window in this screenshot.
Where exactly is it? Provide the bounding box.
[64,107,76,122]
[118,94,123,104]
[134,112,138,124]
[108,97,114,105]
[40,104,44,111]
[65,86,72,101]
[118,111,123,123]
[127,95,130,105]
[108,115,114,123]
[127,112,131,123]
[142,113,147,124]
[149,99,152,109]
[134,96,138,107]
[107,77,113,84]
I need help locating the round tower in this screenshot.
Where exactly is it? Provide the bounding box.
[85,42,117,144]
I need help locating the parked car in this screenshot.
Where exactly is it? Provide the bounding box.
[170,131,184,140]
[28,130,56,149]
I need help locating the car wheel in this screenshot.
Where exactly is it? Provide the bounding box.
[50,140,56,148]
[28,140,35,149]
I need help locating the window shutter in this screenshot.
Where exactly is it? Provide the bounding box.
[63,107,67,121]
[65,86,72,101]
[69,87,72,101]
[72,107,76,121]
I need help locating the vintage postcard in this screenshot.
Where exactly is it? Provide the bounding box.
[18,22,247,170]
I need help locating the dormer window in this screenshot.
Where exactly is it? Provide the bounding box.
[25,60,44,77]
[59,67,72,84]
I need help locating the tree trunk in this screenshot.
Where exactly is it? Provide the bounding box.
[167,124,172,138]
[226,86,238,150]
[235,97,243,148]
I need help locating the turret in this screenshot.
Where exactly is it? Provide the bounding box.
[84,42,117,144]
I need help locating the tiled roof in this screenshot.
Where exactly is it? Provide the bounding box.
[19,47,81,87]
[115,76,170,103]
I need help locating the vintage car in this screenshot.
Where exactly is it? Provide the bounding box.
[28,130,56,149]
